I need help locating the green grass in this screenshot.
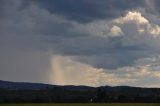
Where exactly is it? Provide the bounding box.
[1,103,160,106]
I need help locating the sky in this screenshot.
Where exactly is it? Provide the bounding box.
[0,0,160,87]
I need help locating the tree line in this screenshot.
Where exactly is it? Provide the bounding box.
[0,87,160,103]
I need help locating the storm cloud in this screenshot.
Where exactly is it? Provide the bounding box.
[0,0,160,87]
[31,0,146,23]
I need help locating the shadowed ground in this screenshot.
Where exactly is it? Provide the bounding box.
[1,103,160,106]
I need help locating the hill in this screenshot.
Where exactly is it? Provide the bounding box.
[0,80,160,103]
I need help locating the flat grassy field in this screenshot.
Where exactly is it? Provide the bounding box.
[1,103,160,106]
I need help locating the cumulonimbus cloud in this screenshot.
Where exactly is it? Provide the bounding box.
[0,0,160,87]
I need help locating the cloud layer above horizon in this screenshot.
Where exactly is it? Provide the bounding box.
[0,0,160,87]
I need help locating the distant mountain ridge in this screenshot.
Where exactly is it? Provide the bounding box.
[0,80,54,90]
[0,80,95,90]
[0,80,159,90]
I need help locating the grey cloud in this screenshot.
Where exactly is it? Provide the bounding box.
[25,0,145,23]
[1,0,159,70]
[0,0,160,86]
[153,0,160,14]
[144,0,160,16]
[73,49,156,69]
[49,34,158,69]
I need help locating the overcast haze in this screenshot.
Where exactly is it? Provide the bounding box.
[0,0,160,87]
